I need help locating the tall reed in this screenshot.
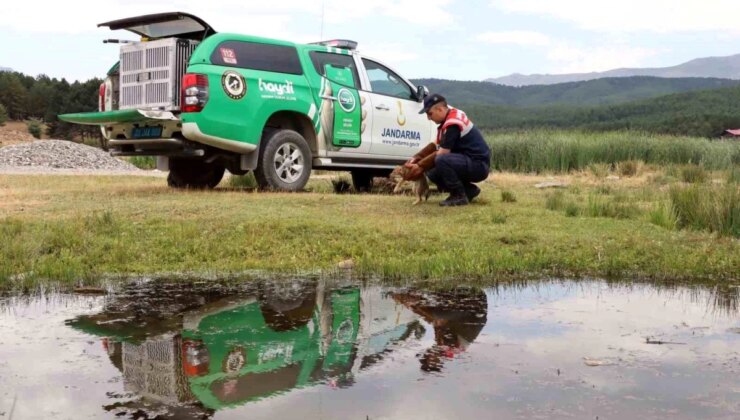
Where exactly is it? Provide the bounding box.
[486,130,739,173]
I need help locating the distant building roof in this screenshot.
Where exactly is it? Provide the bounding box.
[722,129,740,136]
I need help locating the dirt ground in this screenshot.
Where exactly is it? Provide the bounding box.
[0,121,44,147]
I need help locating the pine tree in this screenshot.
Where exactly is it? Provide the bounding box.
[0,73,30,120]
[0,103,8,126]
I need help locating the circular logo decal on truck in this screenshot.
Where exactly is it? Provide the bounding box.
[337,88,356,113]
[221,71,246,100]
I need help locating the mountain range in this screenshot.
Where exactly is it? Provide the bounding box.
[413,76,740,108]
[486,54,740,86]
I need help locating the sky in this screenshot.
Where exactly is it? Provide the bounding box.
[2,0,740,82]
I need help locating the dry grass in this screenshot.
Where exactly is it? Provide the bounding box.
[0,120,40,147]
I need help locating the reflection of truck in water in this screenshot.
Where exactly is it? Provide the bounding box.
[68,280,423,415]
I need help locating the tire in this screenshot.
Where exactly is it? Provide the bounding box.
[167,158,225,189]
[254,129,312,191]
[351,169,374,193]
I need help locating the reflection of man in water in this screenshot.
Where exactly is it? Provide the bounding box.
[391,288,488,372]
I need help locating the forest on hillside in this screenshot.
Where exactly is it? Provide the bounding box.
[3,69,740,139]
[0,71,101,140]
[463,85,740,137]
[413,76,740,107]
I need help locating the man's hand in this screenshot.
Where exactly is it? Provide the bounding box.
[404,157,420,168]
[403,163,424,181]
[437,147,451,156]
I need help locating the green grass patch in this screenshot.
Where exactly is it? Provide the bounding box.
[126,156,157,170]
[585,194,641,219]
[680,164,707,183]
[228,172,258,189]
[648,202,678,231]
[669,184,739,237]
[727,166,740,184]
[0,173,738,289]
[545,191,565,211]
[588,163,611,179]
[501,190,517,203]
[564,202,581,217]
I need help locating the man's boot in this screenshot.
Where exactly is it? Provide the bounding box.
[465,184,481,202]
[440,191,469,207]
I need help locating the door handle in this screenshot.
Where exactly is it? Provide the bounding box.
[321,95,337,101]
[375,104,390,111]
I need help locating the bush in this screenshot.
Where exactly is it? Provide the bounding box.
[0,104,7,126]
[680,164,707,183]
[26,119,42,139]
[617,160,641,177]
[501,190,517,203]
[564,202,580,217]
[588,163,610,178]
[669,184,739,237]
[228,172,258,189]
[648,202,677,230]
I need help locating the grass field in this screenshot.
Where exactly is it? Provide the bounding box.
[1,166,738,290]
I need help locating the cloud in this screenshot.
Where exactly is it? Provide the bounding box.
[477,31,551,46]
[0,0,455,35]
[360,42,420,65]
[475,28,657,73]
[546,44,658,73]
[490,0,740,34]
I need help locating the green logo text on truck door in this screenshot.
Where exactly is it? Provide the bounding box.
[324,65,361,148]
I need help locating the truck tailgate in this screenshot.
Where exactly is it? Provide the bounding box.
[58,109,179,125]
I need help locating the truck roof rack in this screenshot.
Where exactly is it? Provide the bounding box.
[309,39,358,50]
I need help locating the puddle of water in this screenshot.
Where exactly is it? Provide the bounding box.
[1,279,739,419]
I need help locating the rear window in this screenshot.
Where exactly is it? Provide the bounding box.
[210,41,303,75]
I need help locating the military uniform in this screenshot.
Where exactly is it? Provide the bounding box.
[412,94,491,205]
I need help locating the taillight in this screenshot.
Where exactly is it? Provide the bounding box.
[99,83,106,112]
[182,339,210,377]
[181,73,209,113]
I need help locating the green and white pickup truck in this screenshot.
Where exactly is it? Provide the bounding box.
[60,12,434,191]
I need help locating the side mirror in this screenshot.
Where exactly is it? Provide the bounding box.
[416,85,429,101]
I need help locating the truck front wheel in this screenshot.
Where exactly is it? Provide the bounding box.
[167,158,225,189]
[254,130,312,191]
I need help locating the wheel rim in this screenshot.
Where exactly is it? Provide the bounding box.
[273,142,304,183]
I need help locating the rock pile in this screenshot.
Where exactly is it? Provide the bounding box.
[0,140,138,171]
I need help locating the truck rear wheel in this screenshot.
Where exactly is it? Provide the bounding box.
[167,158,225,189]
[254,129,312,191]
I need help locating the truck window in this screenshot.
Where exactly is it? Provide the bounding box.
[210,41,303,75]
[309,51,360,88]
[361,58,415,100]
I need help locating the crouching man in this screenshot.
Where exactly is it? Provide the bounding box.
[404,94,491,206]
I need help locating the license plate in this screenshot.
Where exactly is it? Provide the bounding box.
[132,126,162,139]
